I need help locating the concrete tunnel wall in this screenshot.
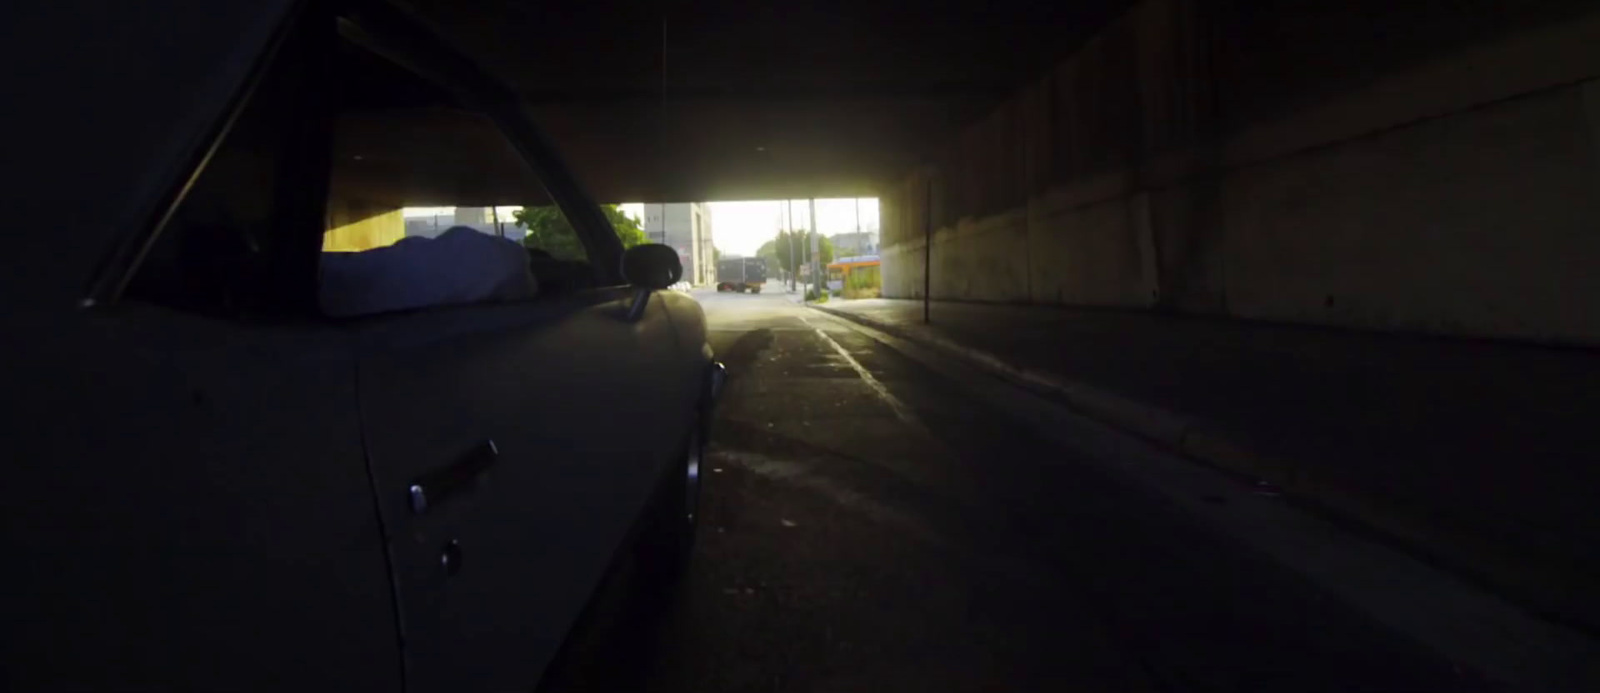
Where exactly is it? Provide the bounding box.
[878,0,1600,344]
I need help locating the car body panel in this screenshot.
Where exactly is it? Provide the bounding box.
[1,304,400,690]
[353,287,704,691]
[0,0,717,688]
[1,0,296,300]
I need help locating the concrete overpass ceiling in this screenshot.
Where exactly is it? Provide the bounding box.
[386,0,1130,201]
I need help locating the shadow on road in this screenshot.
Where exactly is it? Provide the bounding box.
[713,327,774,376]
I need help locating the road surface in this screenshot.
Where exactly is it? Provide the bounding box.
[541,285,1486,692]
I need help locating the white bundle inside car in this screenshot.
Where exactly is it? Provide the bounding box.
[319,226,538,317]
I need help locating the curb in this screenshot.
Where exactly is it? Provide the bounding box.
[809,302,1600,637]
[809,303,1198,451]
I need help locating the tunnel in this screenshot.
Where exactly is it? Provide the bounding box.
[7,0,1600,690]
[428,1,1600,648]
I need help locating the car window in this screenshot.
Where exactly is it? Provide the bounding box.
[320,32,611,315]
[119,15,331,317]
[118,12,627,318]
[511,205,587,262]
[324,32,574,258]
[517,202,651,261]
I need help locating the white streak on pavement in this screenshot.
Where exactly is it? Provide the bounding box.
[801,316,921,426]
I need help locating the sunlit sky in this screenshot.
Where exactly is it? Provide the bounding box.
[620,199,879,257]
[406,199,880,258]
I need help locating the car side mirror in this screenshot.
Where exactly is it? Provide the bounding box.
[621,244,683,320]
[622,244,683,289]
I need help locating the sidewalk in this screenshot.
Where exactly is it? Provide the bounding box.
[813,298,1600,631]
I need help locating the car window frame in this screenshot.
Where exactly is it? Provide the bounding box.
[87,0,626,312]
[334,0,623,284]
[82,1,313,309]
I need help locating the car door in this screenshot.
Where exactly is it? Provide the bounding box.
[2,2,404,686]
[354,286,691,692]
[4,303,403,691]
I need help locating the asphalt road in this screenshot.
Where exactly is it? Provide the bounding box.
[542,286,1488,692]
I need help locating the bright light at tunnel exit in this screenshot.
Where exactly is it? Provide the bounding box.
[401,201,880,258]
[619,199,880,257]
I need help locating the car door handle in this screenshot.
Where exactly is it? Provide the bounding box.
[408,440,498,515]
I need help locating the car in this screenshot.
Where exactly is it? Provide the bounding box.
[1,1,722,690]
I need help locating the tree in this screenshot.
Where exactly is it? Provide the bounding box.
[514,204,649,260]
[603,205,651,249]
[755,240,779,277]
[816,234,835,266]
[771,231,799,278]
[772,230,835,277]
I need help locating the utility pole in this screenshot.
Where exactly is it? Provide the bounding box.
[786,199,797,292]
[924,179,933,323]
[774,205,781,288]
[800,201,808,290]
[854,197,861,256]
[809,198,820,301]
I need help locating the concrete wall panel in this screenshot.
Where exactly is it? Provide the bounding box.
[935,210,1031,302]
[1222,84,1600,339]
[1027,198,1149,307]
[879,0,1600,343]
[323,201,405,252]
[1149,181,1228,314]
